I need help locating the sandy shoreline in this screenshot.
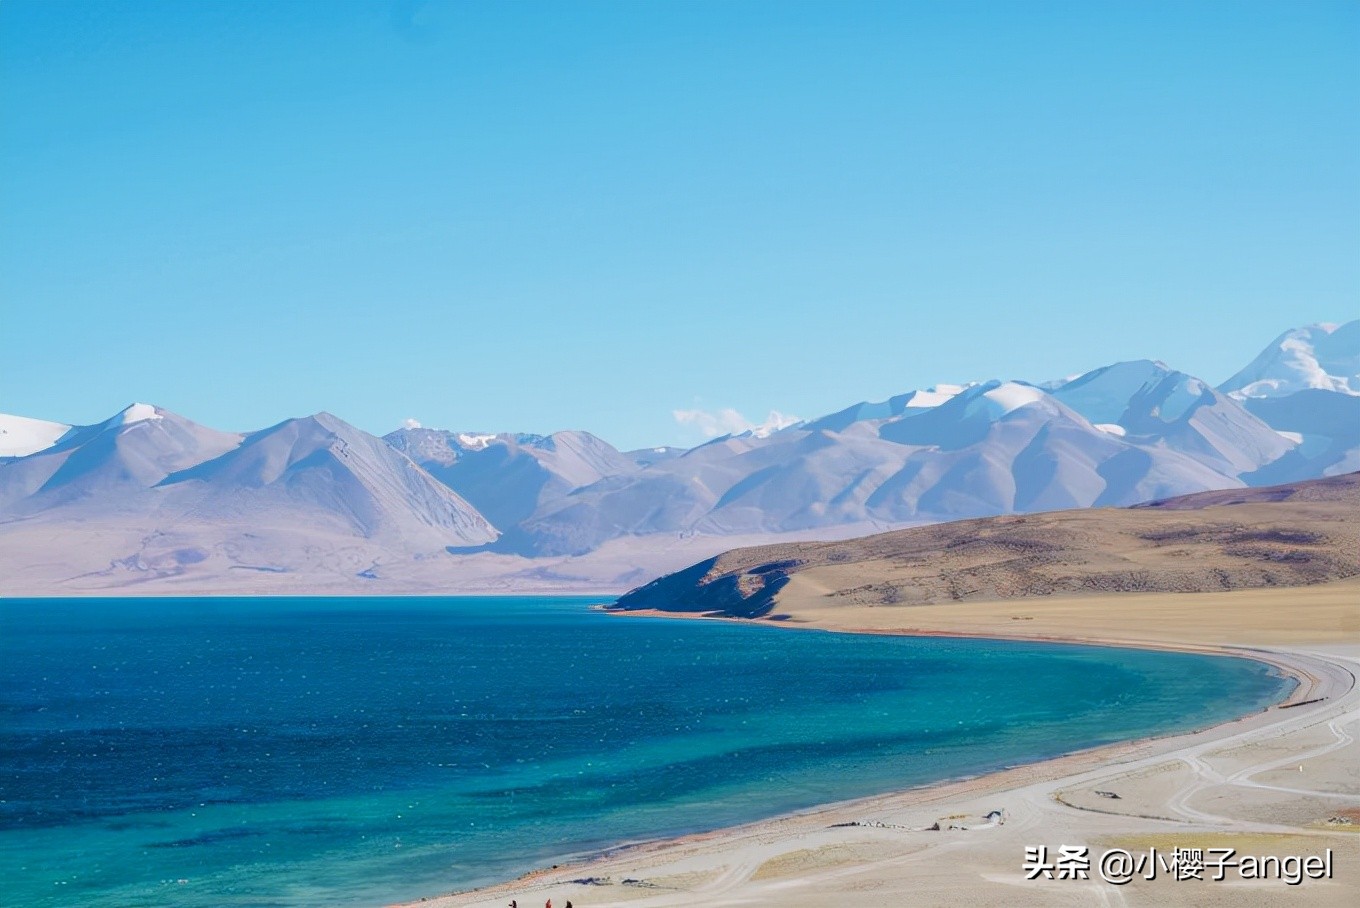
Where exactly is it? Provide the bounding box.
[402,581,1360,907]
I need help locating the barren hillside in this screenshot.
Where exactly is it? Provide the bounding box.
[610,472,1360,618]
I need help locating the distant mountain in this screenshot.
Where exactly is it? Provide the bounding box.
[625,445,687,468]
[0,409,496,592]
[0,412,72,459]
[0,404,242,513]
[867,379,1242,514]
[164,413,497,549]
[1235,390,1360,483]
[1211,321,1360,484]
[384,428,636,546]
[801,384,972,432]
[2,320,1356,595]
[1220,320,1360,398]
[510,379,1247,555]
[1047,360,1293,477]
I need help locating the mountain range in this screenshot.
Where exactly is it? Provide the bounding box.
[2,320,1356,595]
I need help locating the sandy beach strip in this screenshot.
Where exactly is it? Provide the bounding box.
[402,579,1360,907]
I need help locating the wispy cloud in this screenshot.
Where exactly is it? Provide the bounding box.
[403,418,422,429]
[672,407,801,440]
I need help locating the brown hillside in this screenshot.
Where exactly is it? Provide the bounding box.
[610,472,1360,618]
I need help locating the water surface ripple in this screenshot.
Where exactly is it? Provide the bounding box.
[0,596,1291,906]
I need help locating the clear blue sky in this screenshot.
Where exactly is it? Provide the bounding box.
[3,1,1357,449]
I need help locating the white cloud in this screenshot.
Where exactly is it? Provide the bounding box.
[672,407,801,440]
[403,418,422,429]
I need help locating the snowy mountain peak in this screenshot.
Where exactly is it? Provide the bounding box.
[1220,320,1360,399]
[160,412,498,546]
[0,413,74,458]
[112,403,163,426]
[948,381,1051,422]
[457,432,499,451]
[1147,373,1210,423]
[803,383,976,433]
[907,383,974,408]
[4,320,1357,594]
[978,382,1046,415]
[1047,360,1176,424]
[749,415,805,439]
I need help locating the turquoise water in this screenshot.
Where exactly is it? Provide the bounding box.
[1,596,1289,906]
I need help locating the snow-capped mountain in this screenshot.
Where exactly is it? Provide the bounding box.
[0,409,496,592]
[1047,361,1293,477]
[802,384,973,432]
[502,379,1250,555]
[162,413,497,548]
[1217,320,1360,481]
[1238,390,1360,483]
[0,403,242,513]
[0,412,73,459]
[1220,320,1360,398]
[870,380,1241,513]
[1,320,1356,594]
[384,428,637,540]
[625,446,687,468]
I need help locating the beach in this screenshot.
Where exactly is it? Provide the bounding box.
[416,577,1360,907]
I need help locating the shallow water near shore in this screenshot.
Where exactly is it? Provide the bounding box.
[1,596,1291,906]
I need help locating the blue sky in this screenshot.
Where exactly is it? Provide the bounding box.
[3,0,1357,449]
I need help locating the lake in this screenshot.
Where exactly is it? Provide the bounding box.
[0,596,1291,906]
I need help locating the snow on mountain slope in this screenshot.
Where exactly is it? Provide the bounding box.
[803,384,972,432]
[0,409,497,590]
[0,412,72,458]
[1220,320,1360,398]
[4,321,1355,593]
[384,427,636,542]
[0,404,242,513]
[108,402,163,426]
[871,381,1238,516]
[1046,361,1172,424]
[877,381,1052,448]
[1239,390,1360,483]
[626,446,686,468]
[1214,321,1360,483]
[513,380,1245,554]
[1049,362,1295,477]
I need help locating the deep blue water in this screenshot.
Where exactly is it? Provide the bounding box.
[1,597,1290,906]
